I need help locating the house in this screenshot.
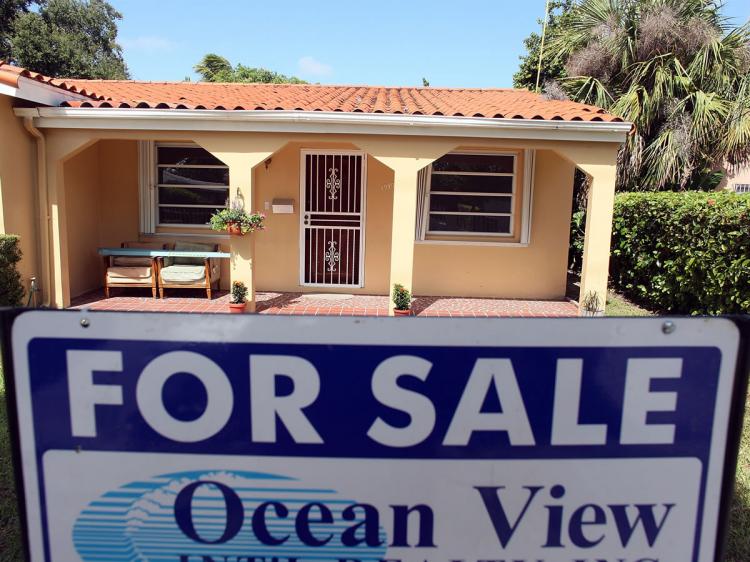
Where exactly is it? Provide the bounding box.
[0,62,631,314]
[719,163,750,193]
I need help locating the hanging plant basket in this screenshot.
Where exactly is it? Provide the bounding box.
[209,204,266,236]
[226,223,244,236]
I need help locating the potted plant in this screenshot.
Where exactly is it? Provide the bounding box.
[392,283,412,316]
[229,281,249,313]
[209,200,265,236]
[581,291,604,317]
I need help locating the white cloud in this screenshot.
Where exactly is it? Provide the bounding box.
[298,56,333,77]
[121,36,177,53]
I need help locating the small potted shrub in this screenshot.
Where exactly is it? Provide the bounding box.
[229,281,248,313]
[210,200,265,236]
[392,283,412,316]
[581,291,604,317]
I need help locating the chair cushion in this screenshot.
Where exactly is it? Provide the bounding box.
[107,266,152,282]
[173,241,215,265]
[160,265,206,283]
[113,256,153,267]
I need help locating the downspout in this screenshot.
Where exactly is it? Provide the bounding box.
[23,116,52,307]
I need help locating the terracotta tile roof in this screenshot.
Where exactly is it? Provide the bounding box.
[0,61,624,122]
[0,61,88,96]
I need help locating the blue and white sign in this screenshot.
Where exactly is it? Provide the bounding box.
[6,311,747,562]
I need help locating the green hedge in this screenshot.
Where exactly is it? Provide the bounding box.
[0,235,24,307]
[571,192,750,315]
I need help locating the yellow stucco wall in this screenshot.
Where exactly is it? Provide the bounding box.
[64,143,102,297]
[59,138,575,300]
[0,96,38,291]
[60,139,233,297]
[252,142,395,294]
[413,150,575,299]
[61,139,397,297]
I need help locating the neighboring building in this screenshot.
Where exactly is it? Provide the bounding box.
[718,163,750,193]
[0,62,631,314]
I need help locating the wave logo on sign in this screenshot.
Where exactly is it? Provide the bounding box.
[72,469,389,561]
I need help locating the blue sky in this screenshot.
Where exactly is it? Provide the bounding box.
[112,0,750,88]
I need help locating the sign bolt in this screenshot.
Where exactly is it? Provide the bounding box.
[80,318,90,328]
[662,320,675,334]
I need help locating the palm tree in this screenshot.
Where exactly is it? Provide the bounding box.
[550,0,750,190]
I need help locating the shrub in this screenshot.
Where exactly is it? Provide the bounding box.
[0,235,24,307]
[230,281,248,304]
[570,192,750,314]
[392,284,411,311]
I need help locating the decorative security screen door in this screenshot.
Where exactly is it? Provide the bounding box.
[300,150,366,286]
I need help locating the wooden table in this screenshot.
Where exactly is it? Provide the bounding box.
[98,248,231,259]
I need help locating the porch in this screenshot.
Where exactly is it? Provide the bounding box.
[33,131,619,316]
[69,289,579,317]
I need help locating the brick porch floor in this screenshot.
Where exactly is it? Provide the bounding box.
[69,288,579,317]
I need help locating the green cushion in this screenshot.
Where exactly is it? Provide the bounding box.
[160,265,206,283]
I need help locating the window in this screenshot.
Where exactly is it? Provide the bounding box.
[734,183,750,194]
[426,153,516,236]
[155,144,229,227]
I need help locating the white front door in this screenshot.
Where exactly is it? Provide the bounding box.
[300,150,366,287]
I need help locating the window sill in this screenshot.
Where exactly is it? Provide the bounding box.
[142,232,230,240]
[416,239,529,247]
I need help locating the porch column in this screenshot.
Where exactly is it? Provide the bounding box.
[552,142,621,315]
[44,131,98,308]
[388,167,420,314]
[196,135,286,312]
[353,139,457,315]
[226,163,259,311]
[579,164,618,315]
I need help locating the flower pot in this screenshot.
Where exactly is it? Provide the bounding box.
[227,223,244,236]
[229,302,247,314]
[393,309,411,316]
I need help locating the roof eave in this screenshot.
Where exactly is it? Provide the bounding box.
[14,107,632,143]
[0,76,91,106]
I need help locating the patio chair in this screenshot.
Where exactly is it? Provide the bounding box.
[104,241,167,298]
[157,241,221,300]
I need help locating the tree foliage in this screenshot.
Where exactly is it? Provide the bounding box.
[513,0,573,92]
[0,0,33,61]
[548,0,750,190]
[6,0,128,79]
[194,54,306,84]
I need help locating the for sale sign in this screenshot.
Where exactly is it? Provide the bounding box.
[3,311,748,562]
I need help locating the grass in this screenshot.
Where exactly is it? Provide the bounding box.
[726,390,750,562]
[605,290,654,316]
[0,371,22,561]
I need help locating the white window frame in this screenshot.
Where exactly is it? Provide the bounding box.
[424,151,518,238]
[138,141,157,234]
[734,183,750,194]
[140,141,230,230]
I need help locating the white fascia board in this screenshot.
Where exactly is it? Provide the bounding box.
[14,107,633,143]
[2,77,89,106]
[0,83,20,99]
